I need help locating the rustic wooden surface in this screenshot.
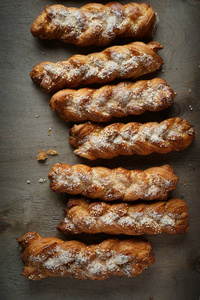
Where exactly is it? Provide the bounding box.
[0,0,200,299]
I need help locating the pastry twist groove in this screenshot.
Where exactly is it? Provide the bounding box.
[50,78,174,123]
[48,164,178,201]
[31,3,157,46]
[57,198,189,235]
[69,117,195,160]
[30,41,163,93]
[17,232,155,280]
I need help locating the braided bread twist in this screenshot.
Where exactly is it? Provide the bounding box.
[69,117,195,160]
[50,78,174,123]
[48,164,178,201]
[17,232,155,280]
[31,3,156,46]
[30,41,163,93]
[57,198,188,235]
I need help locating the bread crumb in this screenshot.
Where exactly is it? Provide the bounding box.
[47,129,51,136]
[37,149,47,161]
[47,148,58,156]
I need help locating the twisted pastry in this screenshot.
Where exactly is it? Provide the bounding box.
[31,3,157,47]
[69,117,195,160]
[30,41,163,93]
[17,232,155,280]
[57,198,189,235]
[48,164,178,201]
[50,78,174,123]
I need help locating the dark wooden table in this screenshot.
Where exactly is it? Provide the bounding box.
[0,0,200,299]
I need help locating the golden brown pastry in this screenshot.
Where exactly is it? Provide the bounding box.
[57,198,189,235]
[48,164,178,201]
[17,232,155,280]
[69,117,195,160]
[31,3,157,46]
[30,41,163,93]
[50,78,174,123]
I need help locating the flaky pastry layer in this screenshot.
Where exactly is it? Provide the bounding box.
[48,164,178,201]
[50,78,174,123]
[31,3,156,46]
[30,41,163,93]
[69,117,195,160]
[17,232,155,280]
[57,198,189,235]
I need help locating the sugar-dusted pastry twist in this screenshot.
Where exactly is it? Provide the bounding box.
[48,164,178,201]
[17,232,155,280]
[31,3,157,47]
[50,78,174,123]
[57,198,189,235]
[69,117,195,160]
[30,41,163,93]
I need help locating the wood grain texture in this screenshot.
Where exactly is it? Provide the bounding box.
[0,0,200,299]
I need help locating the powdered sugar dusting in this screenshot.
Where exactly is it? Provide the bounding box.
[160,215,175,226]
[35,38,162,92]
[75,118,194,159]
[62,200,177,235]
[50,164,177,201]
[43,4,154,45]
[29,244,139,279]
[54,79,173,122]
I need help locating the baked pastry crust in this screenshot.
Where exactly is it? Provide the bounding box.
[31,3,156,46]
[30,41,163,93]
[69,117,195,160]
[57,198,189,235]
[48,164,178,201]
[50,78,174,123]
[17,232,155,280]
